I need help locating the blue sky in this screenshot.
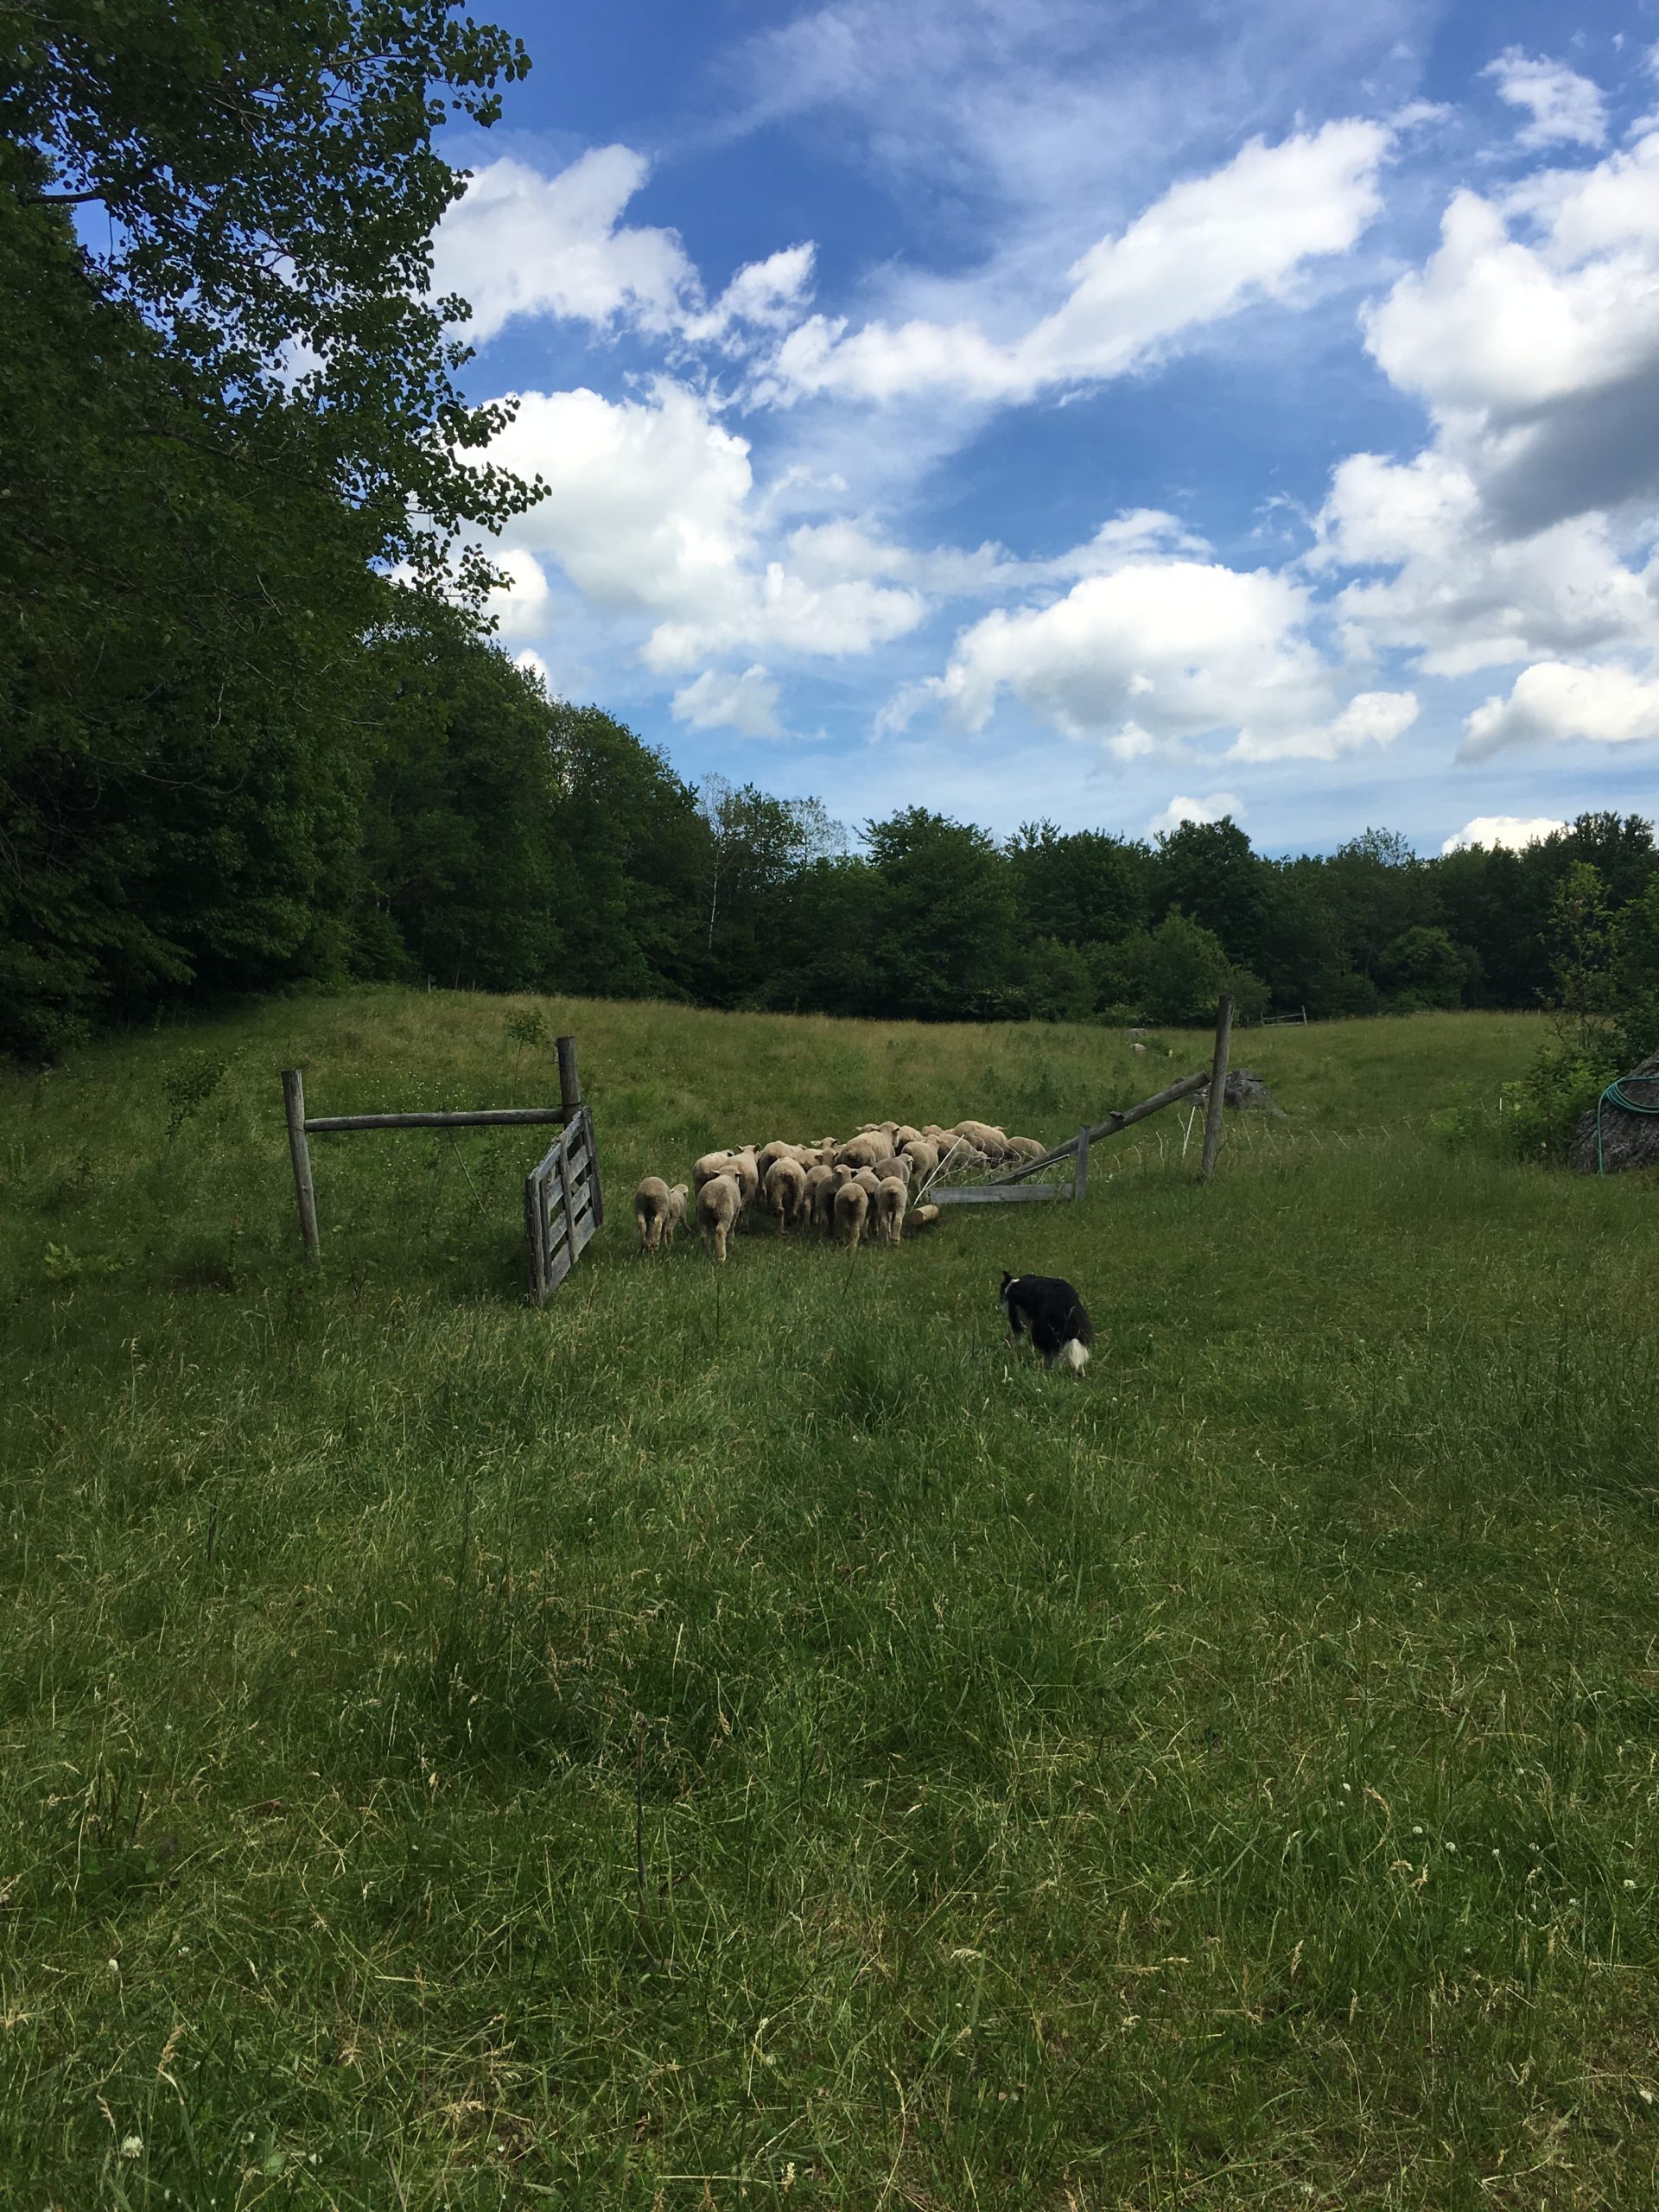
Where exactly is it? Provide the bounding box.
[431,0,1659,857]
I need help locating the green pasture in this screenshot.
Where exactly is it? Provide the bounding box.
[1,991,1656,2209]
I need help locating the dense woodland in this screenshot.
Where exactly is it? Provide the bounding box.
[4,3,1658,1064]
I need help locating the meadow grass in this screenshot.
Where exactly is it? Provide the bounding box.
[1,990,1656,2209]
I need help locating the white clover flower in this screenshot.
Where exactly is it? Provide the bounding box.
[120,2134,143,2159]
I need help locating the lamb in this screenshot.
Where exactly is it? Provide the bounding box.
[804,1162,836,1231]
[853,1165,882,1198]
[869,1154,912,1185]
[900,1137,939,1180]
[892,1125,924,1150]
[633,1176,688,1255]
[764,1156,808,1233]
[696,1172,742,1263]
[874,1173,907,1246]
[833,1177,869,1248]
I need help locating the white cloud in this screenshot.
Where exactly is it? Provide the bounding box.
[1359,129,1659,534]
[1227,688,1419,762]
[671,665,785,738]
[480,381,924,671]
[906,556,1412,764]
[433,149,696,342]
[1441,814,1566,854]
[1149,791,1243,836]
[1461,660,1659,756]
[433,149,816,352]
[763,121,1392,404]
[1315,450,1658,677]
[486,549,553,640]
[1483,48,1607,149]
[513,647,554,694]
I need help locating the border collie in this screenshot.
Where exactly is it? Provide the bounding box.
[999,1272,1093,1373]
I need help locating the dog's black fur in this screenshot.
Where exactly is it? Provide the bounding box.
[999,1272,1093,1370]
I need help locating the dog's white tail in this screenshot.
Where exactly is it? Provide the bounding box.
[1057,1337,1090,1374]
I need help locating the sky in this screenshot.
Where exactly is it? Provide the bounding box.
[429,0,1659,858]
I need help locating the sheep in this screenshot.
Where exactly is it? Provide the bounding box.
[869,1154,912,1185]
[951,1120,1010,1163]
[853,1165,882,1198]
[696,1172,742,1263]
[633,1176,688,1255]
[804,1162,836,1231]
[693,1149,736,1188]
[764,1156,808,1233]
[900,1137,939,1180]
[855,1121,899,1140]
[836,1132,889,1171]
[874,1173,907,1246]
[833,1177,869,1248]
[1003,1136,1048,1161]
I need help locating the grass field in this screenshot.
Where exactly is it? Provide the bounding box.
[2,990,1657,2209]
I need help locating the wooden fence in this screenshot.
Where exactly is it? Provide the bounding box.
[280,1033,601,1300]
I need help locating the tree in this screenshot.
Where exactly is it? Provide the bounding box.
[865,809,1016,1020]
[1098,911,1232,1026]
[1152,817,1268,971]
[0,0,541,1052]
[1546,861,1613,1050]
[1377,925,1473,1011]
[1006,822,1151,947]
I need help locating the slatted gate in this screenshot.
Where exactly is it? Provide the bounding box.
[281,1031,603,1303]
[524,1102,604,1300]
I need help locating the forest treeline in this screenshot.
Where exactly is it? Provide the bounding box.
[4,3,1657,1062]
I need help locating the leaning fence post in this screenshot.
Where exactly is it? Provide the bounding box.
[1198,995,1233,1185]
[556,1033,581,1117]
[1073,1126,1090,1202]
[281,1068,321,1260]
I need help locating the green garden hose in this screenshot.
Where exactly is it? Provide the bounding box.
[1595,1071,1659,1173]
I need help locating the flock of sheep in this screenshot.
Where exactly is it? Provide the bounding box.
[633,1118,1050,1262]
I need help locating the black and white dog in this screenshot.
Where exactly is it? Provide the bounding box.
[999,1273,1093,1373]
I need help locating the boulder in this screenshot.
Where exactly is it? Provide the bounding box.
[1200,1067,1285,1116]
[1568,1050,1659,1174]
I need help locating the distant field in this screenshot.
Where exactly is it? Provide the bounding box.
[2,989,1656,2209]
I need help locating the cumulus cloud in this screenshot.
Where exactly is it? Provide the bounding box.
[763,121,1392,404]
[480,380,924,671]
[1461,660,1659,757]
[1149,791,1243,836]
[899,556,1412,763]
[432,149,814,349]
[486,549,553,640]
[513,646,554,693]
[1483,48,1607,149]
[1441,814,1566,854]
[1360,128,1659,534]
[1315,451,1659,677]
[671,665,785,738]
[433,149,696,342]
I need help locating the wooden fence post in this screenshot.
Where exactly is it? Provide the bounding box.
[281,1068,321,1259]
[1073,1126,1090,1202]
[1198,995,1234,1185]
[556,1034,581,1117]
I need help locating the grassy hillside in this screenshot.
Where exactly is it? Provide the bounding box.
[2,990,1656,2209]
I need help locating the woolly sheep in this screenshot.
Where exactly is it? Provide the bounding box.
[892,1125,924,1149]
[869,1154,912,1185]
[874,1174,907,1246]
[1003,1136,1048,1161]
[853,1166,882,1198]
[764,1156,808,1233]
[696,1172,742,1263]
[836,1132,889,1171]
[833,1177,869,1248]
[633,1176,688,1255]
[804,1162,836,1231]
[900,1137,939,1179]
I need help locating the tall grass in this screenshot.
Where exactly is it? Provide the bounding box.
[1,991,1655,2208]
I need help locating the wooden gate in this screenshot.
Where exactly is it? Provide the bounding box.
[524,1103,603,1300]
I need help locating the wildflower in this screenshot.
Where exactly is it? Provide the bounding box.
[120,2134,143,2159]
[1445,1841,1457,1853]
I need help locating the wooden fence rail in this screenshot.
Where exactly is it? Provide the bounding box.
[280,1033,601,1300]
